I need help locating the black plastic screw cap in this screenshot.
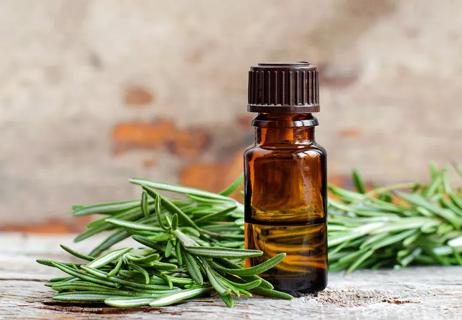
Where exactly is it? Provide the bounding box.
[248,62,319,113]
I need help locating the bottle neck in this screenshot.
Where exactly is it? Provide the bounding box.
[253,113,317,145]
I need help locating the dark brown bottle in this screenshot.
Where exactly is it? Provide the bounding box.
[244,62,327,295]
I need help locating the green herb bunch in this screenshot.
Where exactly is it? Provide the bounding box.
[329,163,462,271]
[37,177,291,308]
[38,163,462,308]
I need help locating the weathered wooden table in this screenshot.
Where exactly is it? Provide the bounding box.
[1,233,461,320]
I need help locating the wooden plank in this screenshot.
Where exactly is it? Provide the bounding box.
[1,233,461,319]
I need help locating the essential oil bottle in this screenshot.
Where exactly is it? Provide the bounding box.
[244,62,327,295]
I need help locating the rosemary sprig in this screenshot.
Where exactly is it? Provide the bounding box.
[328,164,462,272]
[38,174,289,308]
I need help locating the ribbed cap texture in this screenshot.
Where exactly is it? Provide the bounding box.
[248,62,319,113]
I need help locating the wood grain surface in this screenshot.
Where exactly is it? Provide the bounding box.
[0,233,461,320]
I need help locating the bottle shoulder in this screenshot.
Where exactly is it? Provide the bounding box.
[311,142,327,156]
[244,143,326,159]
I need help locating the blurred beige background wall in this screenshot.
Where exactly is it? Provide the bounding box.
[1,0,461,226]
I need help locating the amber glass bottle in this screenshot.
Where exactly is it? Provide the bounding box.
[244,62,327,295]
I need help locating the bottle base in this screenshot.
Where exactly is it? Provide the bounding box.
[245,221,328,296]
